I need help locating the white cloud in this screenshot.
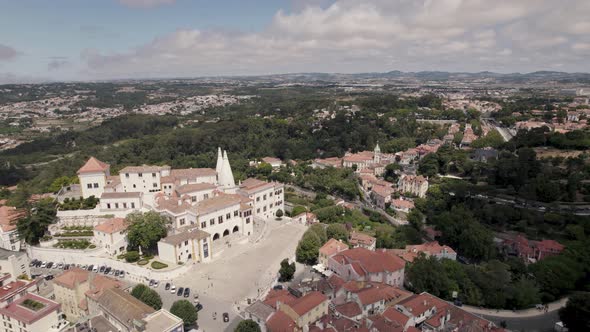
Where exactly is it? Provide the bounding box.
[118,0,175,9]
[81,0,590,78]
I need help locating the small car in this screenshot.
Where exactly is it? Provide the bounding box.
[118,271,125,278]
[183,288,190,298]
[149,280,155,287]
[92,266,99,273]
[104,267,111,274]
[170,285,176,293]
[273,284,283,290]
[46,262,54,269]
[87,265,94,271]
[99,266,105,273]
[195,303,203,312]
[57,263,64,269]
[44,275,54,280]
[165,283,170,290]
[114,270,120,277]
[154,280,160,288]
[222,312,229,322]
[177,287,184,296]
[64,264,71,270]
[30,259,38,267]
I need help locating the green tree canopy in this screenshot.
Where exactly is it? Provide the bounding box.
[235,319,262,332]
[296,231,322,265]
[278,258,296,282]
[559,293,590,332]
[17,198,57,245]
[326,223,349,242]
[130,284,162,310]
[170,300,198,327]
[126,211,168,253]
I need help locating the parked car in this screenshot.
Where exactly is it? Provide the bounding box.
[57,263,64,269]
[222,312,229,322]
[87,265,94,271]
[46,262,53,269]
[30,259,38,267]
[154,281,160,288]
[114,270,120,277]
[273,284,283,290]
[99,266,105,273]
[193,294,199,303]
[183,288,190,298]
[40,262,47,268]
[44,275,54,280]
[92,266,98,273]
[149,280,155,287]
[165,283,171,290]
[195,303,203,312]
[177,287,184,296]
[170,285,176,293]
[118,271,125,279]
[109,269,115,275]
[104,267,111,274]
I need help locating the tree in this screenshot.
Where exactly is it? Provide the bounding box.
[559,293,590,332]
[308,224,327,244]
[291,205,307,217]
[418,153,439,178]
[48,176,73,193]
[170,300,198,327]
[126,211,168,253]
[406,254,453,298]
[296,231,322,265]
[130,284,162,310]
[235,319,261,332]
[278,258,296,282]
[326,224,348,242]
[17,198,57,245]
[276,209,283,220]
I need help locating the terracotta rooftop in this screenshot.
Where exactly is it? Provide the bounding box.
[85,275,124,300]
[119,165,170,174]
[382,306,410,327]
[319,238,349,259]
[0,280,30,302]
[349,231,376,247]
[262,157,282,164]
[343,151,374,163]
[54,268,89,289]
[0,205,24,232]
[266,311,296,332]
[170,168,216,179]
[96,288,154,328]
[175,183,216,195]
[0,293,61,325]
[332,248,406,274]
[77,157,110,174]
[239,178,276,193]
[334,301,362,317]
[371,184,394,197]
[194,194,241,215]
[287,291,327,316]
[398,292,449,318]
[264,289,297,310]
[94,217,128,234]
[160,227,210,246]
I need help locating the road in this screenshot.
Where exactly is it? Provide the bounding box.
[482,117,515,142]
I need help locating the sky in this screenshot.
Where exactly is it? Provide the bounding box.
[0,0,589,83]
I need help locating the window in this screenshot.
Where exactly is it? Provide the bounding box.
[107,203,111,209]
[263,206,267,212]
[185,240,188,245]
[218,216,223,224]
[210,218,215,226]
[226,213,231,220]
[93,183,99,188]
[256,197,260,202]
[263,194,267,200]
[180,218,186,226]
[246,218,250,224]
[133,184,136,188]
[203,243,209,258]
[115,203,119,209]
[131,202,135,209]
[201,222,206,228]
[234,210,239,217]
[152,172,156,177]
[87,183,92,189]
[257,208,260,213]
[192,196,196,202]
[125,173,129,178]
[123,203,127,209]
[138,173,143,177]
[153,183,158,188]
[204,194,209,199]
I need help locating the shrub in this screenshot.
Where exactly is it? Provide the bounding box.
[89,244,96,249]
[151,261,168,269]
[137,259,149,266]
[53,239,91,249]
[117,253,127,260]
[125,251,140,263]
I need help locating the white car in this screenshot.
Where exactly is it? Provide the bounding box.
[170,285,176,293]
[154,281,159,288]
[40,262,47,268]
[92,266,99,273]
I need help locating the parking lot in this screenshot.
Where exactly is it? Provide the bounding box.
[151,218,307,331]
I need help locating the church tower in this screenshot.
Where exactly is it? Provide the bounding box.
[374,143,381,164]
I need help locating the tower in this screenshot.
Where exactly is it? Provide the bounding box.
[374,143,381,164]
[218,150,236,192]
[215,147,223,178]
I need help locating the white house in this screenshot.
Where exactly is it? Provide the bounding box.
[0,248,30,280]
[0,293,66,332]
[0,206,24,251]
[78,157,110,199]
[93,218,129,256]
[99,192,142,212]
[238,178,284,220]
[158,227,212,264]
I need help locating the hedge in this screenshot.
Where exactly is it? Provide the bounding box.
[151,261,168,269]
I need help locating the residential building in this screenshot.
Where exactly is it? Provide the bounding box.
[327,248,405,287]
[143,309,184,332]
[238,178,284,220]
[348,232,376,251]
[318,238,349,267]
[93,217,129,256]
[88,287,155,332]
[391,198,414,213]
[277,291,329,330]
[370,185,394,209]
[0,273,39,307]
[244,301,274,332]
[397,175,429,198]
[0,248,30,280]
[157,227,212,264]
[390,241,457,263]
[0,205,25,251]
[261,157,283,168]
[78,157,110,199]
[0,293,66,332]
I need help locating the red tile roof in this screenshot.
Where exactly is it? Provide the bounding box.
[382,307,410,326]
[288,291,327,316]
[54,268,89,289]
[334,302,362,317]
[349,231,376,247]
[264,289,297,310]
[77,157,110,174]
[94,217,128,234]
[266,311,296,332]
[0,205,24,232]
[398,292,449,318]
[0,293,60,325]
[0,280,29,302]
[319,238,349,258]
[332,248,406,275]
